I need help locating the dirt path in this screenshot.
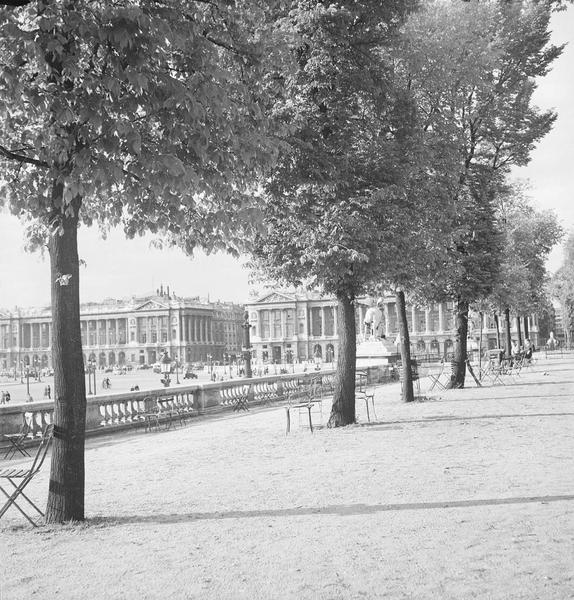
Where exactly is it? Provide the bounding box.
[1,354,573,599]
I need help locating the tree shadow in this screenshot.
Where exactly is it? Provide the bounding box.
[89,493,574,527]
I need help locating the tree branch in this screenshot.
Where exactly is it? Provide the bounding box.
[0,0,33,5]
[0,144,49,168]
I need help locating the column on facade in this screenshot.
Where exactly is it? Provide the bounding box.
[281,309,287,339]
[438,303,444,333]
[333,305,338,337]
[411,307,417,334]
[320,308,325,337]
[425,309,430,334]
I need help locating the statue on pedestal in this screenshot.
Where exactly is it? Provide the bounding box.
[363,299,385,341]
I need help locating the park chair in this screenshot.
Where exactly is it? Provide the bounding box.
[427,360,448,392]
[356,389,377,422]
[232,385,250,412]
[284,391,318,434]
[2,415,32,460]
[138,397,160,432]
[0,425,53,527]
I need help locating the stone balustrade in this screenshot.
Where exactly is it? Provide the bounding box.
[0,364,392,439]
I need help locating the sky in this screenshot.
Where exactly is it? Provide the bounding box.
[1,6,573,310]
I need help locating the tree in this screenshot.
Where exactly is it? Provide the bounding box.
[489,184,563,355]
[551,231,574,347]
[399,0,563,387]
[251,1,418,426]
[0,0,278,522]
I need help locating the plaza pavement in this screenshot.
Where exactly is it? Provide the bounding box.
[1,353,573,599]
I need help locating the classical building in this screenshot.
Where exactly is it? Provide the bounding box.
[246,290,541,364]
[0,286,244,372]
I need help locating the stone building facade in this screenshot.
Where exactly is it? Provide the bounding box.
[0,288,244,372]
[246,290,540,364]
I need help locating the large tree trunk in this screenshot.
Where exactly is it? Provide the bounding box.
[523,316,529,341]
[494,312,501,349]
[448,297,468,389]
[45,190,86,523]
[478,311,484,378]
[327,291,356,427]
[516,315,522,348]
[396,290,414,402]
[504,307,512,358]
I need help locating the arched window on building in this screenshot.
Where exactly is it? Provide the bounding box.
[326,344,335,363]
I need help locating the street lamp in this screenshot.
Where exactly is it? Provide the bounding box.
[207,354,213,380]
[34,357,41,382]
[174,356,180,384]
[160,351,171,387]
[87,360,93,396]
[87,359,96,395]
[241,311,253,378]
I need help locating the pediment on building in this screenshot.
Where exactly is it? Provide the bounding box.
[255,291,296,304]
[134,300,168,311]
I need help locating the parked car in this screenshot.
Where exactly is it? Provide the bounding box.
[136,364,151,370]
[183,370,198,379]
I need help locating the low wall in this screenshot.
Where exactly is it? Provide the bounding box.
[0,364,393,439]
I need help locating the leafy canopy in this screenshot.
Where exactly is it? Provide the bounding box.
[0,0,280,253]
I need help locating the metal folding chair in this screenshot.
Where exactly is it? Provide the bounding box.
[427,361,447,391]
[2,415,32,460]
[0,425,53,527]
[356,389,377,422]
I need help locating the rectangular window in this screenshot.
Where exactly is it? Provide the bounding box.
[261,311,270,339]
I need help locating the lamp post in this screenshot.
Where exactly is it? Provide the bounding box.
[174,356,180,384]
[34,357,41,382]
[25,365,30,396]
[160,351,171,387]
[207,354,213,379]
[241,310,252,378]
[87,360,93,396]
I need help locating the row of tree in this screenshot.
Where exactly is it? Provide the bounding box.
[0,0,569,522]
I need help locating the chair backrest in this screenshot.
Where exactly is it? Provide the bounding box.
[143,396,157,412]
[29,425,54,475]
[17,414,32,439]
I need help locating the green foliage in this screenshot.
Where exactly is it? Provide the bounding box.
[0,0,279,252]
[252,0,418,299]
[490,184,563,314]
[551,231,574,340]
[398,0,562,307]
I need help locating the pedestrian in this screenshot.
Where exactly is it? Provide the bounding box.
[4,391,10,403]
[0,391,5,405]
[44,384,51,399]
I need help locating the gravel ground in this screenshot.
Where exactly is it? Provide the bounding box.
[1,353,573,599]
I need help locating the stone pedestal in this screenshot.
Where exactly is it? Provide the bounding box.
[356,337,399,367]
